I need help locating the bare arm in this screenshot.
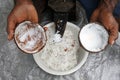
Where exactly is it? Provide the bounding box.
[99,0,119,11]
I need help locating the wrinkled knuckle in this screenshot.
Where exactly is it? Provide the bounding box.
[110,24,118,31]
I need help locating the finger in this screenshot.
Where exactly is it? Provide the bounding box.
[90,9,100,22]
[7,16,16,40]
[31,16,38,23]
[28,15,38,25]
[101,14,119,45]
[115,17,120,31]
[29,9,38,23]
[108,25,119,45]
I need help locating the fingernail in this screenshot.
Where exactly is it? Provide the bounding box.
[44,27,48,31]
[8,34,13,40]
[111,41,115,45]
[8,35,11,40]
[111,45,113,47]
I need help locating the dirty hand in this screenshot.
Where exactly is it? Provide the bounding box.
[7,0,38,40]
[90,0,119,45]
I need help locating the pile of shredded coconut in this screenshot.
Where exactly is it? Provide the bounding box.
[39,23,80,71]
[53,33,62,42]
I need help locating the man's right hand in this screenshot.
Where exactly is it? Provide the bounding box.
[7,0,38,40]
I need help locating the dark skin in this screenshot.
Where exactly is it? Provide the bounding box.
[115,18,120,31]
[7,0,38,40]
[90,0,119,44]
[7,0,119,45]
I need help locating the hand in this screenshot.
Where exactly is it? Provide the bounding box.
[115,18,120,31]
[7,1,38,40]
[90,5,119,45]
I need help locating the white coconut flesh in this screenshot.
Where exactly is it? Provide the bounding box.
[53,33,62,43]
[14,21,46,53]
[79,23,109,52]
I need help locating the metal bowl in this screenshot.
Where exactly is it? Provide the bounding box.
[33,22,88,75]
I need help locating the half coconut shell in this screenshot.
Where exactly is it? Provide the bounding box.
[14,21,47,54]
[79,23,109,53]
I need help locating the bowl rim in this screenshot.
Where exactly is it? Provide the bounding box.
[33,22,89,75]
[33,51,88,75]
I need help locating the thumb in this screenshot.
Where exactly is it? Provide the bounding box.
[29,12,38,24]
[108,26,118,45]
[7,17,16,40]
[90,9,100,22]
